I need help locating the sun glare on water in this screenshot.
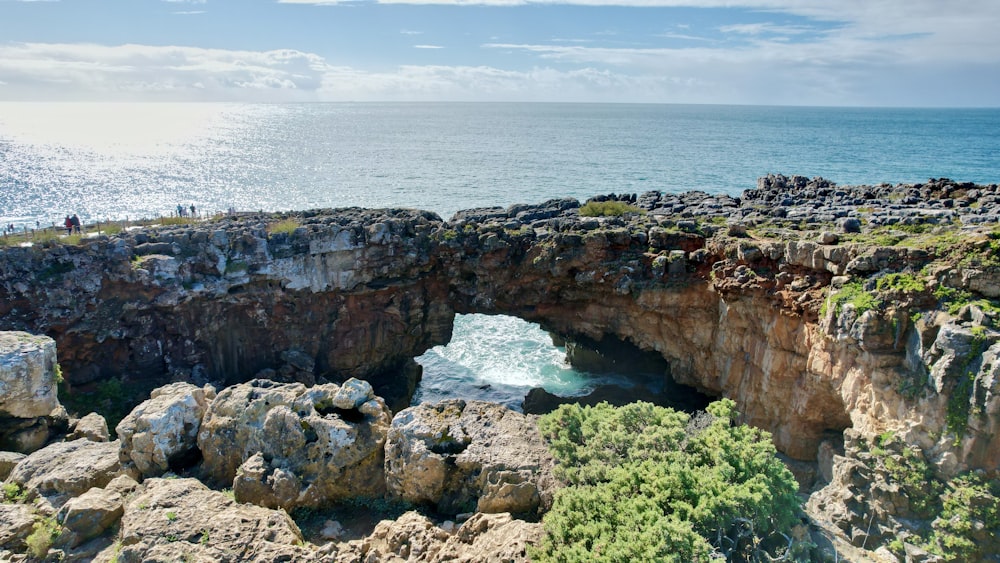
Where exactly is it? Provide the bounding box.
[0,103,238,156]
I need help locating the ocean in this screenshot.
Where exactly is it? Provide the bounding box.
[2,102,999,408]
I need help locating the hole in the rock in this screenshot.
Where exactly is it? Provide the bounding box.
[316,405,366,423]
[167,448,203,473]
[430,441,468,456]
[415,313,714,414]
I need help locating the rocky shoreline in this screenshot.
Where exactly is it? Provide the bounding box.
[2,174,1000,561]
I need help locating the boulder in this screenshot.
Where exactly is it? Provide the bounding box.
[56,487,124,548]
[198,378,391,510]
[0,332,60,419]
[116,382,215,477]
[5,439,121,503]
[384,400,555,516]
[68,412,110,442]
[0,332,64,454]
[116,477,311,563]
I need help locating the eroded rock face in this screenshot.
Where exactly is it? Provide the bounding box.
[116,382,216,477]
[5,439,121,504]
[199,378,391,510]
[115,477,311,563]
[384,400,555,516]
[0,332,60,419]
[3,179,1000,479]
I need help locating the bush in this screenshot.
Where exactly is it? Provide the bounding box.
[531,400,802,562]
[927,473,1000,562]
[579,201,644,217]
[25,518,60,559]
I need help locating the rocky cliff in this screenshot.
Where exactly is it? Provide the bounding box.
[3,175,1000,558]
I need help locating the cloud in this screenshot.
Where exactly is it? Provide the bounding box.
[0,43,329,101]
[413,44,444,49]
[316,64,699,102]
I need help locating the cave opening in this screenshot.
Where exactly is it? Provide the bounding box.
[413,313,713,414]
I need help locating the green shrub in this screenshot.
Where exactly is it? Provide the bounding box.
[25,518,60,559]
[579,201,644,217]
[926,473,1000,562]
[531,400,802,562]
[2,483,26,504]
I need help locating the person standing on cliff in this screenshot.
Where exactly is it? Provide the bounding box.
[64,215,73,235]
[70,214,81,234]
[190,204,196,218]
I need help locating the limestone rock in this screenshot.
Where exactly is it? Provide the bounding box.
[326,510,541,563]
[6,439,121,502]
[56,487,124,548]
[0,332,64,454]
[68,412,110,442]
[434,512,543,562]
[0,451,26,480]
[0,332,60,419]
[116,477,311,563]
[384,400,555,516]
[116,382,215,477]
[198,378,391,510]
[0,503,36,550]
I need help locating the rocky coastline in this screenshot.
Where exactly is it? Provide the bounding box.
[2,174,1000,561]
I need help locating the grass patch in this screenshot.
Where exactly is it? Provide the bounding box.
[268,218,301,236]
[821,280,880,317]
[158,216,196,226]
[579,201,645,217]
[876,272,927,293]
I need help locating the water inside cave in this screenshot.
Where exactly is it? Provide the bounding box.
[414,313,699,412]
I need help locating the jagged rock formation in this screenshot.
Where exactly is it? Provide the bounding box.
[384,400,555,516]
[3,175,1000,560]
[0,376,551,562]
[198,378,392,510]
[2,178,1000,472]
[117,382,215,477]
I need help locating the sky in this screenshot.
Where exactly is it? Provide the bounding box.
[0,0,998,106]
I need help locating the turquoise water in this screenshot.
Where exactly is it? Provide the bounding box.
[2,102,998,406]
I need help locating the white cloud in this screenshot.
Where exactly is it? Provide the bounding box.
[0,43,329,101]
[413,44,444,49]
